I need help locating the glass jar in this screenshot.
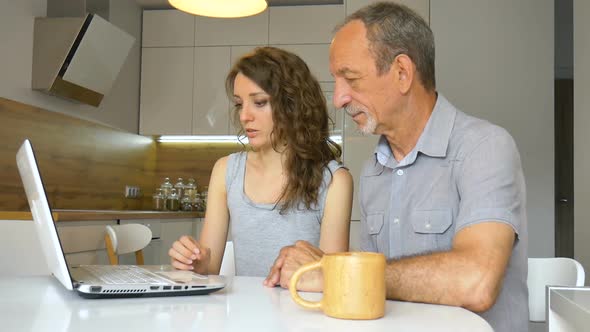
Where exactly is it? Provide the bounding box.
[184,178,197,201]
[166,188,180,211]
[174,178,185,200]
[160,177,173,201]
[200,186,208,211]
[193,192,204,212]
[152,188,165,211]
[180,194,193,211]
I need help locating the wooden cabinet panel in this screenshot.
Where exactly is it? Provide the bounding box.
[193,47,231,135]
[195,12,269,46]
[269,5,344,44]
[142,10,195,47]
[140,47,194,135]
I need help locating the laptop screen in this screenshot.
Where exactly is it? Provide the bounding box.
[16,139,75,290]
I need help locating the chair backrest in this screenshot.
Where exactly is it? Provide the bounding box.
[219,241,235,276]
[527,257,585,321]
[104,224,152,265]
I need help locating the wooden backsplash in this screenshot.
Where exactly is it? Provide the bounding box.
[0,97,242,211]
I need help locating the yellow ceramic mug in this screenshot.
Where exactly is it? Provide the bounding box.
[289,252,386,320]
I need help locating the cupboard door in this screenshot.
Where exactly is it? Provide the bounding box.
[193,47,231,135]
[195,12,269,46]
[140,47,194,135]
[269,5,344,44]
[159,219,197,264]
[142,10,195,47]
[270,44,332,83]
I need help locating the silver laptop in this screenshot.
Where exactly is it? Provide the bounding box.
[16,139,226,299]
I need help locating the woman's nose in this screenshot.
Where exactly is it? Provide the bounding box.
[239,104,253,122]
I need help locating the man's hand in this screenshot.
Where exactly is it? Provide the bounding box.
[263,240,325,292]
[169,235,211,275]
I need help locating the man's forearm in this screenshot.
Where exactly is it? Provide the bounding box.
[385,249,501,312]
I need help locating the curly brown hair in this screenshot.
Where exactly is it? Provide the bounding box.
[226,46,342,213]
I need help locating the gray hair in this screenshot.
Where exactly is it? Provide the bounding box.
[337,1,436,91]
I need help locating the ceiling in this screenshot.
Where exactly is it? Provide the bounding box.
[135,0,343,10]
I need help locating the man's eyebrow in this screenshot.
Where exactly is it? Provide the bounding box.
[336,67,361,76]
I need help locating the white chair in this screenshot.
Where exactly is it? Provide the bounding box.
[219,241,235,276]
[527,257,585,322]
[104,224,152,265]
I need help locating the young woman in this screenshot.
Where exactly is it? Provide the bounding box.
[168,47,353,278]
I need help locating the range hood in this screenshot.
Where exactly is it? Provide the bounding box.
[32,13,135,107]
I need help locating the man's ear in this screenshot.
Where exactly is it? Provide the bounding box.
[393,54,414,94]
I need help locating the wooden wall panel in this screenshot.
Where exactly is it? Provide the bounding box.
[0,97,245,211]
[152,142,244,195]
[0,97,157,211]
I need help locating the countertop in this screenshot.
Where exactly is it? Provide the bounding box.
[0,209,204,221]
[0,276,493,332]
[548,287,590,331]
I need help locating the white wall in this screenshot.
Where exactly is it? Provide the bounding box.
[574,0,590,283]
[431,0,555,257]
[0,0,141,133]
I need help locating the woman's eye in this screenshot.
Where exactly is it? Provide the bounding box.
[254,100,268,107]
[234,103,243,109]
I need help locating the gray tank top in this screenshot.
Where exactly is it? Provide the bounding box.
[225,151,344,277]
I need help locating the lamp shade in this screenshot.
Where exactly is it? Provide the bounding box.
[169,0,268,18]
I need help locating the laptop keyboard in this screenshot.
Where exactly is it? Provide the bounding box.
[83,265,166,285]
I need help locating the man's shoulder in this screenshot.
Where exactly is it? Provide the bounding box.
[450,110,517,159]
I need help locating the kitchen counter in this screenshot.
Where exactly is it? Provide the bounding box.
[0,209,204,221]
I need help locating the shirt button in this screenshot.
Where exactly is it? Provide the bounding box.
[396,169,404,176]
[393,218,400,224]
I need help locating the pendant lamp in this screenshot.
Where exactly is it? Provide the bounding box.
[169,0,268,18]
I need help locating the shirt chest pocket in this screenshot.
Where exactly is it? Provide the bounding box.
[366,213,389,254]
[409,209,453,254]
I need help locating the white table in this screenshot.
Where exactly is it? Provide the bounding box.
[548,286,590,331]
[0,276,492,332]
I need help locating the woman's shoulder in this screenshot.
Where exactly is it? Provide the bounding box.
[324,160,352,186]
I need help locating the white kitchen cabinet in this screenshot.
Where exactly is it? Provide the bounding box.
[140,47,194,135]
[346,0,430,22]
[56,220,117,266]
[270,44,332,82]
[319,82,344,138]
[142,10,195,47]
[195,12,269,46]
[193,46,232,135]
[269,5,345,45]
[159,218,201,264]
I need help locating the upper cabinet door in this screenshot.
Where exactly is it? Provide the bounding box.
[195,12,269,46]
[142,10,195,47]
[269,5,344,44]
[193,47,231,135]
[271,44,332,82]
[140,47,194,135]
[346,0,430,23]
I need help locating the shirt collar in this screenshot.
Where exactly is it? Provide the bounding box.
[372,93,456,167]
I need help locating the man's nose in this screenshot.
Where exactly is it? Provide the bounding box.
[332,81,352,109]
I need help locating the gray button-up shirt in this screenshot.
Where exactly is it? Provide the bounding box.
[359,94,528,332]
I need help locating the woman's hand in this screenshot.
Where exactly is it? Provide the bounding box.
[169,235,211,275]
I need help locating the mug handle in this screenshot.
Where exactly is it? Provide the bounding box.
[289,260,323,310]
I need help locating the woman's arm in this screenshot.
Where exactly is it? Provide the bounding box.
[318,167,353,253]
[169,156,230,275]
[198,156,231,274]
